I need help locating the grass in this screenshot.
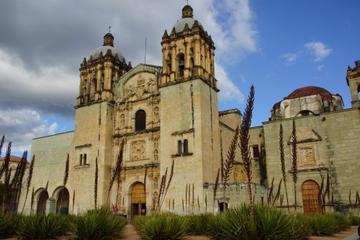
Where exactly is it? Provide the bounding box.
[0,214,20,238]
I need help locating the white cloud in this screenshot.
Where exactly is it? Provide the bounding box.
[0,109,58,153]
[216,63,244,102]
[305,41,332,62]
[0,48,77,115]
[281,53,298,63]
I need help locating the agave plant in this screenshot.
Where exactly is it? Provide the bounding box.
[134,213,187,240]
[0,214,20,238]
[72,208,126,240]
[17,214,70,239]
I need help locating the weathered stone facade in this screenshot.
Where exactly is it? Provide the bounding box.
[17,4,360,216]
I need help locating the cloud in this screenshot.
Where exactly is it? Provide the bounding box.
[305,41,332,62]
[0,49,77,117]
[0,0,256,150]
[281,53,298,63]
[0,109,58,153]
[216,63,244,102]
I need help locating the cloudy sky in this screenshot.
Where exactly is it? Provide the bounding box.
[0,0,359,154]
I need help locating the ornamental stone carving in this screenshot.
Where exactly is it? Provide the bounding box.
[130,140,146,161]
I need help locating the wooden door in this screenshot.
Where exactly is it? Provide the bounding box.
[302,180,322,214]
[131,183,146,216]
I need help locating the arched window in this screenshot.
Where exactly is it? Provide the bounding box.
[296,110,315,117]
[83,154,87,165]
[80,154,83,166]
[177,53,185,78]
[357,84,360,98]
[177,140,182,155]
[135,110,146,131]
[183,139,189,154]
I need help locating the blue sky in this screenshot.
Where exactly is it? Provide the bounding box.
[218,0,360,125]
[0,0,359,155]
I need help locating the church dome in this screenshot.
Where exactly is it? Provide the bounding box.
[89,32,125,62]
[286,86,333,101]
[171,5,203,33]
[90,46,125,62]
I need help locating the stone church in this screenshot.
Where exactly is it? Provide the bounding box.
[18,4,360,216]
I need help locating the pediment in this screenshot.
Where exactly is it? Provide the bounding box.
[288,128,322,144]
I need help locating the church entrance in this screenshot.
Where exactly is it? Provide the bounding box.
[302,180,322,214]
[37,190,49,214]
[56,188,69,214]
[130,182,146,217]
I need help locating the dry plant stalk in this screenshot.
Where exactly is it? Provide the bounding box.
[279,124,289,209]
[205,194,208,212]
[30,187,35,213]
[291,119,298,209]
[63,154,70,186]
[156,160,175,211]
[223,126,240,189]
[94,157,98,209]
[349,190,352,205]
[72,190,76,213]
[21,155,35,214]
[213,168,220,209]
[272,178,283,206]
[1,142,12,213]
[108,141,124,200]
[267,178,274,205]
[240,85,255,218]
[0,135,5,176]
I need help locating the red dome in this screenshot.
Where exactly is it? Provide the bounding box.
[273,86,333,110]
[286,86,333,101]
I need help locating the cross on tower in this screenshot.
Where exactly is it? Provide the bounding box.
[186,0,189,5]
[108,25,111,33]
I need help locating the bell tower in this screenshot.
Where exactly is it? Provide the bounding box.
[160,5,216,89]
[159,5,221,213]
[346,60,360,108]
[77,32,131,107]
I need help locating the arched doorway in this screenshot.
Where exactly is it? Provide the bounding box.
[302,180,322,214]
[56,188,70,214]
[37,190,49,214]
[130,182,146,217]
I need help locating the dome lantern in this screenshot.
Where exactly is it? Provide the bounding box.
[182,5,193,18]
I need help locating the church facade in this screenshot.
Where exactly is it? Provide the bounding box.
[18,5,360,216]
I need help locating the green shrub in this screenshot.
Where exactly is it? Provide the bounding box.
[17,214,70,239]
[0,214,20,238]
[212,205,257,240]
[300,213,351,236]
[254,205,308,240]
[184,214,216,235]
[134,213,187,240]
[351,216,360,225]
[72,208,126,240]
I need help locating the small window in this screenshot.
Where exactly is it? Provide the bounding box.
[83,154,87,165]
[252,145,260,159]
[80,154,83,166]
[177,53,185,77]
[183,139,189,154]
[218,202,228,212]
[135,110,146,131]
[177,140,182,155]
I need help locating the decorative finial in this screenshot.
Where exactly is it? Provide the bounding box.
[108,25,112,33]
[186,0,189,5]
[182,3,193,18]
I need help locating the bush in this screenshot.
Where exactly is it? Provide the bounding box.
[133,213,187,240]
[184,214,216,235]
[72,208,126,240]
[0,214,20,238]
[351,215,360,225]
[300,213,351,236]
[254,205,308,240]
[17,214,70,239]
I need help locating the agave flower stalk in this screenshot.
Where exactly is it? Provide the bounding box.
[94,157,98,209]
[21,155,35,214]
[108,141,124,200]
[279,124,289,210]
[291,119,298,210]
[240,85,255,219]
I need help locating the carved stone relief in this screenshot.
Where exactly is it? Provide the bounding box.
[298,145,316,166]
[130,140,146,161]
